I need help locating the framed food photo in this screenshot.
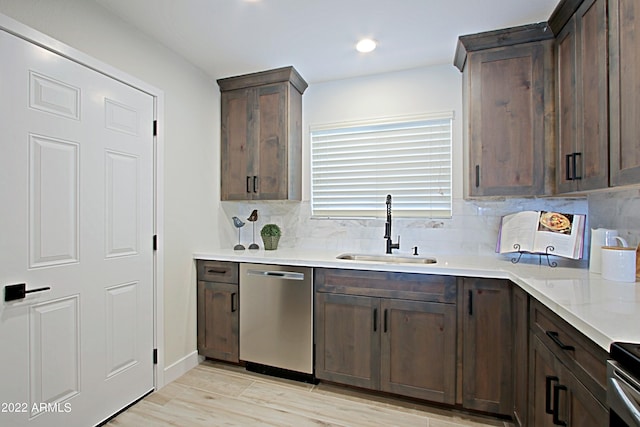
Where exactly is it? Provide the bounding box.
[538,211,573,234]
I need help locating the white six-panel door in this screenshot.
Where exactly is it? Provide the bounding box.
[0,27,155,427]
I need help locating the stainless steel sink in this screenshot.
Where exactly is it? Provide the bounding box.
[336,253,437,264]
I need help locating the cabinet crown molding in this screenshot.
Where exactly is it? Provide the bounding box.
[548,0,584,35]
[217,66,308,94]
[453,22,553,72]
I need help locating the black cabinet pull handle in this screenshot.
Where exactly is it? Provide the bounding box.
[373,308,378,332]
[546,331,575,351]
[246,176,251,193]
[253,176,258,193]
[383,309,388,333]
[552,384,568,426]
[207,268,227,275]
[230,292,237,312]
[565,154,573,181]
[468,290,473,315]
[545,375,559,414]
[475,165,480,188]
[573,152,582,180]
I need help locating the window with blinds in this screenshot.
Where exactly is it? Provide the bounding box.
[310,113,452,218]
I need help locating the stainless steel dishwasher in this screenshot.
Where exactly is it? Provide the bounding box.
[239,263,313,380]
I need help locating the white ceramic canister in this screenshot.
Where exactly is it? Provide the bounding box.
[589,228,619,273]
[601,245,637,282]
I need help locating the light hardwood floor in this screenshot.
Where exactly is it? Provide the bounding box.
[106,360,513,427]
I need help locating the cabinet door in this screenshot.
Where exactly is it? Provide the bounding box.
[529,335,563,427]
[315,293,380,389]
[462,278,513,415]
[254,83,288,200]
[555,16,579,194]
[197,281,239,363]
[380,299,456,403]
[220,89,252,200]
[576,0,609,191]
[512,285,529,426]
[529,336,608,426]
[563,367,609,426]
[467,42,551,197]
[556,0,609,193]
[610,0,640,186]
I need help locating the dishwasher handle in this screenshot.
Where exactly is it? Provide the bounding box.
[246,269,305,281]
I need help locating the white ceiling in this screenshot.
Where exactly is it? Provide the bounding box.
[95,0,559,83]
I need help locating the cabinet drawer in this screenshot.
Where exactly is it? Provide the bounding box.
[530,299,607,404]
[314,268,456,303]
[197,260,239,284]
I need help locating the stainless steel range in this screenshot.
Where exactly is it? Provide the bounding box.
[608,342,640,426]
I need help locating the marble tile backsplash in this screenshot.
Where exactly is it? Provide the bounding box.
[220,197,589,264]
[588,187,640,248]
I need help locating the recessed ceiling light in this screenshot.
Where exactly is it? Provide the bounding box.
[356,38,377,53]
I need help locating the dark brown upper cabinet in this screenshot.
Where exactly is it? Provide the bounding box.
[609,0,640,186]
[217,66,307,201]
[550,0,640,191]
[555,0,609,193]
[455,24,555,197]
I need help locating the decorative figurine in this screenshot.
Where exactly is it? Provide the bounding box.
[247,209,259,250]
[232,216,245,250]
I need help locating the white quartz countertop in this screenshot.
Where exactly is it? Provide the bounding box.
[193,248,640,351]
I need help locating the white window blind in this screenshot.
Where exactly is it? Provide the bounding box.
[311,113,453,218]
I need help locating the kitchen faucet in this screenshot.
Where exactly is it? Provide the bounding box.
[384,194,400,254]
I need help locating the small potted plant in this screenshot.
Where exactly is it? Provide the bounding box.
[260,224,281,250]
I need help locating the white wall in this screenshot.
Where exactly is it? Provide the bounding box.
[303,65,464,200]
[0,0,221,370]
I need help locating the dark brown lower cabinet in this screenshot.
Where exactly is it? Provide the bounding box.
[315,291,457,403]
[197,280,239,363]
[380,298,457,403]
[529,335,608,426]
[512,285,529,426]
[461,278,513,416]
[314,293,380,389]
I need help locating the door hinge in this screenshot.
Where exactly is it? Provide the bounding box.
[153,235,157,251]
[153,120,158,136]
[153,348,158,365]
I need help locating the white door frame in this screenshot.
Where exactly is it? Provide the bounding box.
[0,13,166,389]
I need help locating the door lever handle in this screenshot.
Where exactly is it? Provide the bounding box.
[4,283,51,302]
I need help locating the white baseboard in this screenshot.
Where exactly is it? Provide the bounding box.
[161,351,203,387]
